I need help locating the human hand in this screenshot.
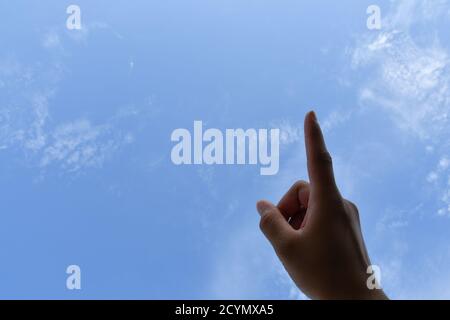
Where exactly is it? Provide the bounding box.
[257,111,388,300]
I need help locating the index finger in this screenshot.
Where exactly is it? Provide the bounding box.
[304,111,339,196]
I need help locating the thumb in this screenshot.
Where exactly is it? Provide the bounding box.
[257,200,296,250]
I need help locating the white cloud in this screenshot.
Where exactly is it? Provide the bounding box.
[23,92,51,152]
[353,31,450,139]
[427,171,439,183]
[351,0,450,219]
[0,60,54,151]
[321,109,353,134]
[439,157,450,170]
[42,31,62,49]
[39,119,130,172]
[347,0,450,299]
[271,109,352,148]
[272,120,302,146]
[0,56,137,175]
[425,157,450,216]
[376,204,425,234]
[352,0,450,141]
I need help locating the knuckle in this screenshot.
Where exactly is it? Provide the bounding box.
[345,200,360,218]
[316,150,333,166]
[259,210,277,231]
[347,200,359,212]
[293,180,308,189]
[353,209,360,220]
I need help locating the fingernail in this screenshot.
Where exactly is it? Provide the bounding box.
[257,201,273,217]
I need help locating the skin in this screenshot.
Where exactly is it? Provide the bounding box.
[256,111,388,300]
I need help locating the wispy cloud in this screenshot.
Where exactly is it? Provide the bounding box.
[0,12,149,176]
[427,156,450,216]
[271,109,353,147]
[321,109,354,134]
[271,120,303,146]
[350,0,450,214]
[352,30,450,139]
[42,30,62,50]
[342,0,450,298]
[348,0,450,299]
[0,54,139,175]
[39,119,131,173]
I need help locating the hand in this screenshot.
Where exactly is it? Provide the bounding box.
[257,111,388,300]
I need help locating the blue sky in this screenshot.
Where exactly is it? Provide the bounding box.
[0,0,450,299]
